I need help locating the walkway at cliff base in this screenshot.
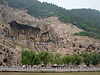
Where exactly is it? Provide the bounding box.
[0,67,100,73]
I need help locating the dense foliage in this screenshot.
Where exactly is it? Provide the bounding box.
[2,0,100,39]
[0,0,4,4]
[0,0,7,4]
[21,50,53,66]
[82,52,100,66]
[21,50,100,67]
[53,53,62,65]
[38,51,50,65]
[21,50,38,65]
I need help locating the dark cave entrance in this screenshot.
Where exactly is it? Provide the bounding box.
[3,59,7,63]
[9,21,41,41]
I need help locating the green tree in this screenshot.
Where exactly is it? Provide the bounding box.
[33,54,40,65]
[39,51,50,66]
[21,50,28,65]
[82,52,92,66]
[73,21,77,26]
[53,53,62,65]
[91,52,99,66]
[70,54,82,65]
[48,53,53,64]
[21,50,36,66]
[62,55,70,68]
[76,56,82,65]
[62,55,70,65]
[33,54,40,69]
[27,50,36,65]
[98,54,100,64]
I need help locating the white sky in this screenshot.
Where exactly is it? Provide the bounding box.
[38,0,100,11]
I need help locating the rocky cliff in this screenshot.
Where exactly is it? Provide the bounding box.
[0,4,83,43]
[0,4,55,42]
[0,4,100,67]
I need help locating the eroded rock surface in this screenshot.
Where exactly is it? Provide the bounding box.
[0,4,83,43]
[48,36,100,57]
[0,4,100,67]
[0,35,22,67]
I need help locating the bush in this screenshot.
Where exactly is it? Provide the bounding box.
[47,39,53,42]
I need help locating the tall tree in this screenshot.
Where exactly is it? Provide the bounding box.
[33,54,40,65]
[62,55,70,68]
[21,50,36,66]
[70,54,82,65]
[62,55,70,65]
[82,52,92,66]
[39,51,50,66]
[53,53,62,65]
[98,54,100,64]
[91,52,99,66]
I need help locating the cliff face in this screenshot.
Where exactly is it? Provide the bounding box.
[0,4,55,42]
[0,4,82,43]
[0,4,100,67]
[48,36,100,57]
[0,35,22,67]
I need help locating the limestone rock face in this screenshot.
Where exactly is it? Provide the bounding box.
[0,35,23,67]
[40,17,83,44]
[0,4,100,67]
[0,4,83,43]
[48,36,100,57]
[0,4,53,42]
[0,34,35,67]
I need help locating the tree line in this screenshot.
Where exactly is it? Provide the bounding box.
[21,50,100,67]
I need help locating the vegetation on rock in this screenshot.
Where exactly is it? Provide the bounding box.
[0,0,7,5]
[47,39,53,42]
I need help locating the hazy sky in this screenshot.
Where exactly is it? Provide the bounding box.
[38,0,100,11]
